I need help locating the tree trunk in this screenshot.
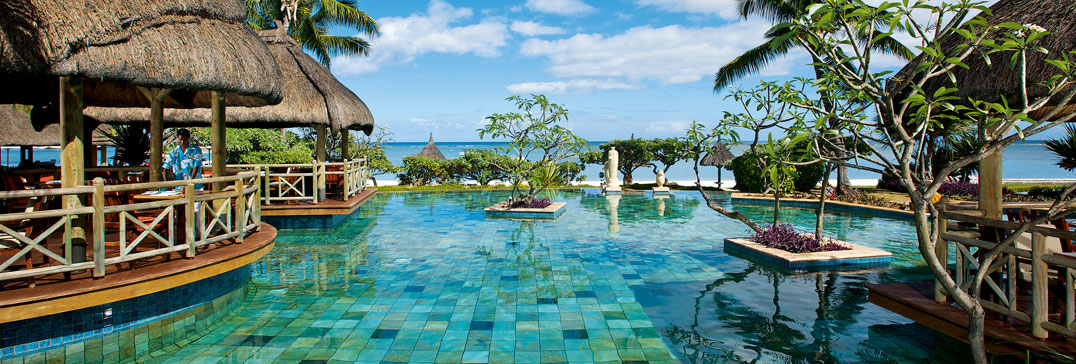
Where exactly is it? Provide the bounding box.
[837,164,852,194]
[816,163,832,238]
[371,176,378,187]
[773,191,781,226]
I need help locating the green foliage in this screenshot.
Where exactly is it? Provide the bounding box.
[354,147,398,176]
[245,0,380,68]
[793,159,825,192]
[104,125,151,166]
[728,139,822,193]
[457,149,513,185]
[478,94,590,203]
[1045,124,1076,172]
[650,138,691,172]
[726,152,766,193]
[191,128,312,164]
[397,156,451,186]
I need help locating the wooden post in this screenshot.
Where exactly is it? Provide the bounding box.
[185,182,196,258]
[311,160,319,204]
[253,170,262,229]
[99,145,107,166]
[316,125,327,201]
[92,178,105,277]
[340,130,349,161]
[83,123,96,168]
[1031,232,1048,339]
[979,151,1003,219]
[234,178,245,243]
[936,210,949,303]
[60,76,87,263]
[342,158,350,201]
[19,146,32,164]
[145,88,165,182]
[211,91,227,192]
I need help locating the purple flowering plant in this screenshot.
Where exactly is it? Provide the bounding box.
[750,223,849,253]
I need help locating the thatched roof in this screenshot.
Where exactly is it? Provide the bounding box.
[75,28,374,131]
[890,0,1076,119]
[0,0,283,107]
[416,133,446,160]
[0,105,110,146]
[700,141,735,167]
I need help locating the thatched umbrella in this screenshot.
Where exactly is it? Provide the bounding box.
[889,0,1076,218]
[700,140,736,188]
[1,105,111,165]
[416,133,447,160]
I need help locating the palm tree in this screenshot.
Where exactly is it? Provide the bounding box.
[715,0,914,194]
[1044,124,1076,172]
[245,0,380,68]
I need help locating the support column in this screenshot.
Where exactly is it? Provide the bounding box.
[141,87,171,182]
[99,145,107,166]
[979,151,1003,219]
[60,76,86,263]
[340,130,349,160]
[211,91,227,191]
[19,146,32,165]
[316,124,327,201]
[83,122,96,168]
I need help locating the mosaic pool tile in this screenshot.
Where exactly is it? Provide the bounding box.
[42,190,1008,363]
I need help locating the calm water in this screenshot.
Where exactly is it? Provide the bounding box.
[151,190,980,363]
[5,140,1072,182]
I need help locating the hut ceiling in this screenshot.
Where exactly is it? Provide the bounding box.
[0,0,283,107]
[76,29,374,132]
[890,0,1076,119]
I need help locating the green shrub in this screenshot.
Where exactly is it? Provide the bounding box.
[792,161,825,192]
[727,152,766,193]
[397,156,451,186]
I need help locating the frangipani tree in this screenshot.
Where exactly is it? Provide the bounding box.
[478,95,590,205]
[774,1,1076,362]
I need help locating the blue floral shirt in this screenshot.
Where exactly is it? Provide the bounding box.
[164,145,204,189]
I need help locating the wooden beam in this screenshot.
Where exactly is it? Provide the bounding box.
[979,151,1003,219]
[211,91,227,191]
[59,76,87,263]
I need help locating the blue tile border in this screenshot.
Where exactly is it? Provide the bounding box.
[731,196,915,221]
[0,265,251,359]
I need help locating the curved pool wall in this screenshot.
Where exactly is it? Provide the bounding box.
[0,266,251,362]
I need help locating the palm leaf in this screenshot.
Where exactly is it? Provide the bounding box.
[1044,124,1076,171]
[737,0,811,23]
[714,32,795,92]
[312,0,379,37]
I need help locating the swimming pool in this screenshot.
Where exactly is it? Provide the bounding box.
[150,189,976,363]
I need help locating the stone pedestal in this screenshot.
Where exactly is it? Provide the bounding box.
[604,186,622,193]
[652,187,670,194]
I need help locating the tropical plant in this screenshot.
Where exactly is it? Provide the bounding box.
[715,0,913,194]
[478,94,590,205]
[104,125,151,166]
[397,156,450,186]
[650,137,691,173]
[751,223,847,253]
[1044,123,1076,171]
[354,147,397,186]
[457,149,513,185]
[245,0,380,68]
[775,1,1076,361]
[191,128,312,164]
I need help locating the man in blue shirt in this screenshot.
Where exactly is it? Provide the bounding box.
[163,129,204,190]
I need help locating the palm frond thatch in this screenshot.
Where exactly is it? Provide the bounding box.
[890,0,1076,119]
[416,133,446,160]
[0,0,283,107]
[0,105,109,146]
[78,29,374,132]
[701,141,736,167]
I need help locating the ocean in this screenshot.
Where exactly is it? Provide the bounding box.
[5,140,1071,182]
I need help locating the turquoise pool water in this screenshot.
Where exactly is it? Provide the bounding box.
[153,190,976,364]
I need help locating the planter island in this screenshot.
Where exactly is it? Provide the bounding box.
[484,201,567,220]
[724,237,891,271]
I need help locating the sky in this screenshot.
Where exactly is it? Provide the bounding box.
[323,0,1062,143]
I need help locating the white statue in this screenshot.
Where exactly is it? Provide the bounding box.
[605,147,620,189]
[655,169,666,188]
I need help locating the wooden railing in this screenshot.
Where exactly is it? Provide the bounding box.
[937,210,1076,339]
[0,171,261,284]
[226,159,368,205]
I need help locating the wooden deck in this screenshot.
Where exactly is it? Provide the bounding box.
[868,281,1076,360]
[0,223,276,324]
[261,188,376,216]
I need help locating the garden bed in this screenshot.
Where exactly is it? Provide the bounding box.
[484,201,567,220]
[723,237,891,271]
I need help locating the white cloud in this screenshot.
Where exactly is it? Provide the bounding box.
[510,21,566,36]
[506,79,643,94]
[645,120,692,134]
[333,0,509,76]
[525,0,595,15]
[520,22,792,85]
[636,0,740,19]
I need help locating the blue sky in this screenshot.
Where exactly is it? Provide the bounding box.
[327,0,821,142]
[326,0,1066,143]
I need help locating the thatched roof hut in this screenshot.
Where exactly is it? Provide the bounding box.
[416,133,446,160]
[0,0,283,107]
[77,28,374,131]
[700,141,735,167]
[0,105,110,146]
[890,0,1076,119]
